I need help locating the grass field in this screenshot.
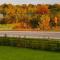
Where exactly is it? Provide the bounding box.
[0,46,60,60]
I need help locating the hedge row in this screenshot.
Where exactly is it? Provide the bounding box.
[0,36,60,51]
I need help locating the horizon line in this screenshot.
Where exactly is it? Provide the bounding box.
[0,3,60,5]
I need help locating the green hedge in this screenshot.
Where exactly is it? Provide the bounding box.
[0,36,60,51]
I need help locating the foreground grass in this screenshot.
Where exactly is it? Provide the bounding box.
[0,46,60,60]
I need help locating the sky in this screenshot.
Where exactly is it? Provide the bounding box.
[0,0,60,5]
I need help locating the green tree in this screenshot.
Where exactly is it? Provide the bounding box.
[29,18,39,28]
[49,19,56,29]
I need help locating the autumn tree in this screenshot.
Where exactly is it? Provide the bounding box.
[36,5,49,14]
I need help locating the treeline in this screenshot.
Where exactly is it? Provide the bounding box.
[0,4,60,31]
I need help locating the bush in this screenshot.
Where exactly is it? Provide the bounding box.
[0,36,60,51]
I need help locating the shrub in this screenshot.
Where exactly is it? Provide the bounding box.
[0,37,60,51]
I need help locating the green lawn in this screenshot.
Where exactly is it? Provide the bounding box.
[0,46,60,60]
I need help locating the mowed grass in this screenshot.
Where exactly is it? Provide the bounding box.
[0,46,60,60]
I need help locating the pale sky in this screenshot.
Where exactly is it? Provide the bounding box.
[0,0,60,5]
